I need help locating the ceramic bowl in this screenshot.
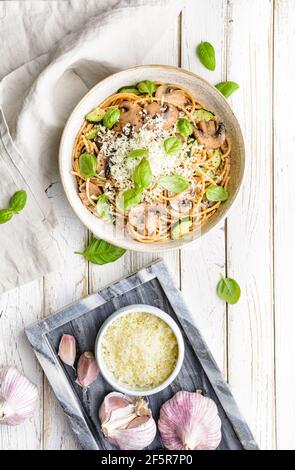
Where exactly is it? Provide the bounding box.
[94,304,185,396]
[59,65,245,252]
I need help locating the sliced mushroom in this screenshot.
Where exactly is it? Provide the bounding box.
[162,105,179,130]
[128,203,163,236]
[169,190,194,214]
[88,181,102,197]
[115,101,142,132]
[144,101,161,118]
[193,120,226,149]
[144,101,178,130]
[96,152,106,175]
[79,191,91,208]
[155,85,188,107]
[79,181,101,206]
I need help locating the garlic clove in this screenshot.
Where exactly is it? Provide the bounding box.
[127,415,150,429]
[158,390,222,450]
[76,352,99,387]
[99,392,130,423]
[58,334,76,367]
[99,392,156,450]
[0,367,38,426]
[107,416,157,450]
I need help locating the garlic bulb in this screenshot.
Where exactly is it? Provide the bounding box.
[99,392,156,450]
[58,334,76,367]
[76,352,99,387]
[0,367,38,426]
[158,390,221,450]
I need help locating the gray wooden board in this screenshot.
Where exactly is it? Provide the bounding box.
[25,259,258,450]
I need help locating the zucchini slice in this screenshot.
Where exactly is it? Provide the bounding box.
[203,150,222,179]
[212,149,222,170]
[85,126,99,140]
[192,108,215,122]
[118,86,140,95]
[85,107,105,123]
[171,217,192,240]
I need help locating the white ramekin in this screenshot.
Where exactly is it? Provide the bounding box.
[95,304,184,396]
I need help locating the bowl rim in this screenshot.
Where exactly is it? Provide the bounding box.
[59,64,245,252]
[94,303,185,396]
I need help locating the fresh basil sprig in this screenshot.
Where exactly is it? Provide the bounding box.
[120,187,142,211]
[206,184,229,202]
[120,158,152,210]
[103,107,121,129]
[79,153,98,178]
[215,81,240,98]
[176,118,194,137]
[9,190,27,213]
[196,41,216,71]
[118,86,140,95]
[133,158,152,190]
[0,209,14,225]
[164,137,182,155]
[159,175,189,193]
[75,237,126,265]
[137,80,156,95]
[127,148,148,159]
[216,277,241,304]
[0,189,27,224]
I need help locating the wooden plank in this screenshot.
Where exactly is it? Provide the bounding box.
[90,19,181,293]
[42,190,88,450]
[226,0,275,449]
[273,0,295,450]
[180,0,228,375]
[0,281,43,450]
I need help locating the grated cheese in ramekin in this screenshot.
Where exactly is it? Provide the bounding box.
[101,312,179,390]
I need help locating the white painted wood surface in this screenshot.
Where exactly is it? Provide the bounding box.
[1,0,295,450]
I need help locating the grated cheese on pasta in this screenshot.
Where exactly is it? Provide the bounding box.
[96,115,204,202]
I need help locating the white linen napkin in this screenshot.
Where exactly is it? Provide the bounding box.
[0,0,183,294]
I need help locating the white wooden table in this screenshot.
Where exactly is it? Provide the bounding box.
[0,0,294,450]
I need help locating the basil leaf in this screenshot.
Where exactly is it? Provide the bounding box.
[215,81,240,98]
[85,107,105,123]
[176,118,194,136]
[118,86,140,95]
[9,190,27,213]
[76,238,126,265]
[137,80,156,95]
[159,175,189,193]
[196,41,216,71]
[216,277,241,304]
[120,188,142,211]
[96,194,111,221]
[127,148,149,159]
[79,153,98,178]
[0,209,14,225]
[133,158,152,190]
[163,137,182,155]
[103,107,121,129]
[206,184,229,202]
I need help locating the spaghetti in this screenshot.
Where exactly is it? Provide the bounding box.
[72,81,231,243]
